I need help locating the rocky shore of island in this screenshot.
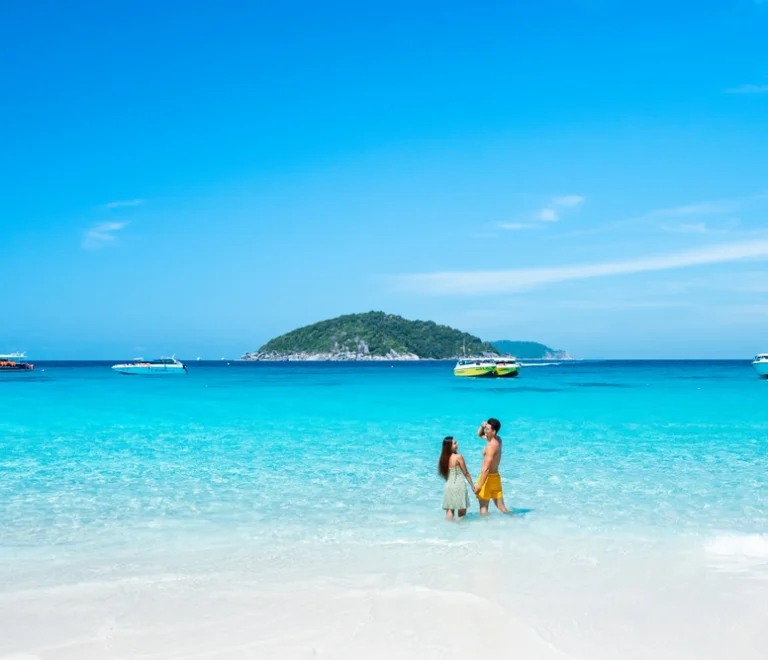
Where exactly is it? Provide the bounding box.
[541,350,573,360]
[241,349,421,361]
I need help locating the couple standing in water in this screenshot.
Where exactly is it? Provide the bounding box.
[438,418,509,519]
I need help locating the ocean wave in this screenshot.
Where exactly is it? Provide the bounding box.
[705,534,768,559]
[519,362,559,367]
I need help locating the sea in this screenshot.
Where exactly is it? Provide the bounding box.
[1,360,766,660]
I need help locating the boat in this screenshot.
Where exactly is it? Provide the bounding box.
[454,357,497,378]
[752,354,768,378]
[454,356,522,378]
[494,357,520,378]
[112,357,187,375]
[0,352,34,371]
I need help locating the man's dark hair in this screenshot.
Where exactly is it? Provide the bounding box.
[487,418,501,432]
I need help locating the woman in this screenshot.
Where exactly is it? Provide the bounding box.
[438,436,474,520]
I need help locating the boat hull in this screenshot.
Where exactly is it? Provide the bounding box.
[494,366,519,378]
[112,365,186,375]
[753,361,768,377]
[0,363,34,371]
[454,366,496,378]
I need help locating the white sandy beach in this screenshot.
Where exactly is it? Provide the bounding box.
[2,533,767,660]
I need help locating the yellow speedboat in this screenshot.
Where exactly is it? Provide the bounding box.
[454,358,496,378]
[493,357,520,378]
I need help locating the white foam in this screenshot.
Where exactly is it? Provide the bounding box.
[706,534,768,558]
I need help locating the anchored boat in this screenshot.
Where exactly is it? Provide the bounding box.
[454,357,496,378]
[753,354,768,378]
[493,357,520,378]
[454,357,520,378]
[112,357,187,375]
[0,352,34,371]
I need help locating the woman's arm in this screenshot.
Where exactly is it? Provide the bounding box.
[456,454,473,487]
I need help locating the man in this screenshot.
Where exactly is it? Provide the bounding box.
[474,418,509,515]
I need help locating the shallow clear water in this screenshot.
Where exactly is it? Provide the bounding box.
[1,360,767,659]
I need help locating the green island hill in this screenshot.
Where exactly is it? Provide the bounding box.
[241,312,569,361]
[492,340,571,360]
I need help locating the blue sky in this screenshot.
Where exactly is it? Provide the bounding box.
[2,0,768,359]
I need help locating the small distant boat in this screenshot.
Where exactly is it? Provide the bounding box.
[753,354,768,378]
[0,352,34,371]
[112,357,187,375]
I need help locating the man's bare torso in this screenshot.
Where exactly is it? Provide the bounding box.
[483,436,502,473]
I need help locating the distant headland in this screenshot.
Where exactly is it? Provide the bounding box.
[491,340,571,361]
[240,312,571,361]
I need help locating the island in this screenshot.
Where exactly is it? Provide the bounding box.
[241,312,570,361]
[492,340,572,360]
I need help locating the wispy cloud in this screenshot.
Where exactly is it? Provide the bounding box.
[396,239,768,295]
[530,194,585,223]
[498,222,545,231]
[724,84,768,94]
[661,222,710,234]
[652,201,740,217]
[660,218,742,235]
[553,195,585,208]
[82,221,129,250]
[551,192,764,241]
[534,208,558,222]
[104,199,144,209]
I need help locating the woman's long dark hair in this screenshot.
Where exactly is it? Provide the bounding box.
[438,436,455,480]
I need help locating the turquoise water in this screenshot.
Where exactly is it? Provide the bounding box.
[3,360,766,544]
[2,360,767,659]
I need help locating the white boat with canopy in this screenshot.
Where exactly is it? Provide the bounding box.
[112,357,187,375]
[752,354,768,378]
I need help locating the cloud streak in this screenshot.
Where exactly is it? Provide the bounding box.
[498,222,544,231]
[82,221,129,250]
[104,199,144,209]
[553,195,585,208]
[527,194,585,224]
[534,208,558,222]
[651,200,739,217]
[396,240,768,295]
[551,192,764,241]
[660,222,710,234]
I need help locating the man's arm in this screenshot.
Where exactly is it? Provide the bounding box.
[475,443,497,493]
[477,422,487,438]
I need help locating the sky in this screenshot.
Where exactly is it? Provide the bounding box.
[2,0,768,359]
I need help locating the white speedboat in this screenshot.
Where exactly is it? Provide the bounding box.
[753,354,768,378]
[112,357,187,375]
